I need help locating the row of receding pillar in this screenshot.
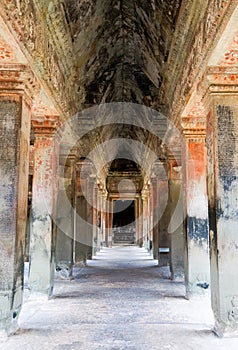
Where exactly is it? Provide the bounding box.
[179,91,238,335]
[1,87,238,337]
[0,77,108,335]
[0,74,66,334]
[55,160,109,276]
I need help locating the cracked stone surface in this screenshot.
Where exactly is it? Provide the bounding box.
[2,246,238,349]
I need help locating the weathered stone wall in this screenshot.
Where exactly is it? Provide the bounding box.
[165,0,237,123]
[208,96,238,335]
[67,0,181,111]
[0,99,19,292]
[0,96,31,334]
[0,0,75,116]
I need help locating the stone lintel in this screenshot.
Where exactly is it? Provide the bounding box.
[207,67,238,87]
[209,85,238,94]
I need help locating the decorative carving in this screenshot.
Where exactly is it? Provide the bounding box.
[32,94,58,118]
[0,64,39,103]
[181,99,207,142]
[106,175,143,194]
[0,0,75,116]
[220,33,238,66]
[207,66,238,85]
[166,0,234,122]
[0,39,15,62]
[32,115,63,139]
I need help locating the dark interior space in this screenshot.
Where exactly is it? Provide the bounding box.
[113,200,135,244]
[113,200,135,227]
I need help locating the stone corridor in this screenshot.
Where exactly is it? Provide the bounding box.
[1,246,238,350]
[2,0,238,343]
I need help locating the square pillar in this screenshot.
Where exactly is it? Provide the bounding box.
[148,184,153,254]
[151,178,159,260]
[55,156,75,279]
[87,176,96,258]
[157,179,170,267]
[106,198,113,247]
[135,197,143,247]
[168,163,184,280]
[182,126,210,297]
[74,161,96,264]
[100,192,107,246]
[142,189,149,248]
[0,94,31,335]
[28,116,61,296]
[95,184,104,252]
[138,197,144,247]
[208,96,238,336]
[92,183,99,256]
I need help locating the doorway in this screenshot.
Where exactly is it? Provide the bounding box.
[113,200,135,244]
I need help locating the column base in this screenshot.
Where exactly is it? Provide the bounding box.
[158,248,170,267]
[74,261,88,267]
[171,271,184,282]
[55,261,73,279]
[28,292,50,302]
[185,282,210,300]
[75,243,92,263]
[0,319,19,338]
[0,288,23,336]
[214,321,238,338]
[28,281,54,298]
[136,238,143,247]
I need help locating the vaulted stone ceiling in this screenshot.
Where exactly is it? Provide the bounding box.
[65,0,182,111]
[60,0,183,175]
[1,0,233,183]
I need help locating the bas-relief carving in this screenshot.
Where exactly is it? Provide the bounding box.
[0,39,15,62]
[106,176,143,194]
[168,0,232,122]
[0,0,76,115]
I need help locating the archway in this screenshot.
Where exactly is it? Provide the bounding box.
[113,200,136,245]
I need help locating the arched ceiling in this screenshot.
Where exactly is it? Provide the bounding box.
[60,0,183,175]
[65,0,182,111]
[1,0,235,184]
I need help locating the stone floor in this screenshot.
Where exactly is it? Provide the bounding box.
[2,246,238,350]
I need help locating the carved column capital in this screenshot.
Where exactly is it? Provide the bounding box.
[182,121,206,142]
[0,64,39,105]
[32,115,63,141]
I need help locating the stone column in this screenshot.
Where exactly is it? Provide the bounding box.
[157,170,170,267]
[87,175,96,259]
[92,182,99,256]
[138,197,143,247]
[148,184,153,254]
[74,161,94,265]
[135,197,143,246]
[168,163,184,280]
[106,197,113,247]
[142,187,150,249]
[0,91,31,335]
[151,178,159,260]
[208,95,238,336]
[55,155,75,279]
[96,184,105,251]
[28,116,61,296]
[135,198,139,245]
[182,121,210,297]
